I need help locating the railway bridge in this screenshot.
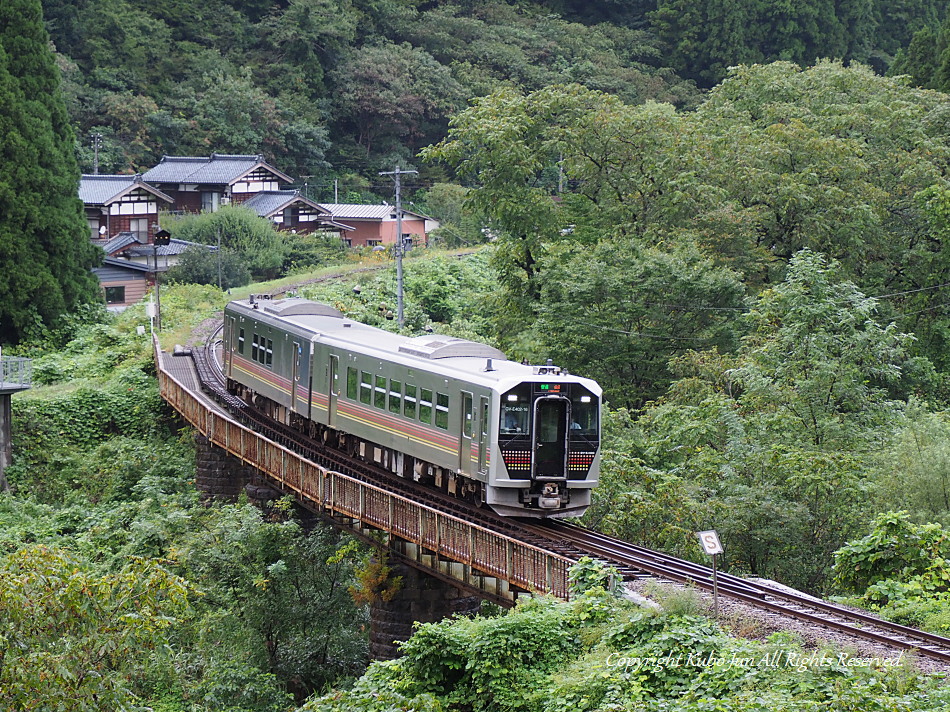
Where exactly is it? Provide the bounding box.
[155,336,950,666]
[155,338,577,656]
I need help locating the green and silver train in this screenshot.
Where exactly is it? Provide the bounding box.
[223,296,601,517]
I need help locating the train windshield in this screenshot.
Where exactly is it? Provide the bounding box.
[500,384,531,435]
[569,389,599,442]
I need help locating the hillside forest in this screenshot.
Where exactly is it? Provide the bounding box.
[8,0,950,710]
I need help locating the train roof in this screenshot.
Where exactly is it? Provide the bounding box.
[226,297,601,395]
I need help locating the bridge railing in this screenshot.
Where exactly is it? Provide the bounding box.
[0,356,31,389]
[156,350,573,599]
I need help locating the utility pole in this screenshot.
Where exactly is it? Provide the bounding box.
[91,133,102,175]
[379,166,417,328]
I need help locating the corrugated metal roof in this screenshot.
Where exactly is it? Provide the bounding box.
[319,203,430,221]
[142,154,293,185]
[79,175,174,205]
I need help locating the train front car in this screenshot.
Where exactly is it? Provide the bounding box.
[487,363,601,518]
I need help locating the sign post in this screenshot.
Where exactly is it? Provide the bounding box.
[697,529,724,618]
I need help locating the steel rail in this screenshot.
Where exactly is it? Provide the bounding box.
[537,521,950,663]
[186,333,950,664]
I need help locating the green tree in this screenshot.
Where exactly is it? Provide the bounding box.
[533,240,745,407]
[734,249,912,449]
[181,503,367,698]
[0,545,191,711]
[164,206,288,280]
[0,0,102,343]
[331,41,465,162]
[166,245,251,290]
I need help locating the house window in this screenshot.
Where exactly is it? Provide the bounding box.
[104,286,125,304]
[367,240,382,247]
[201,191,221,212]
[343,238,352,247]
[130,218,148,241]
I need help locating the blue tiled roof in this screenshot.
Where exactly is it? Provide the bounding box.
[79,175,173,205]
[142,154,293,185]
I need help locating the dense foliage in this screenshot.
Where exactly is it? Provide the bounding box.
[305,591,950,711]
[0,0,102,344]
[43,0,946,184]
[0,284,370,710]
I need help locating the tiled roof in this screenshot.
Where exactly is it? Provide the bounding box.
[98,232,144,256]
[244,192,354,230]
[142,153,294,185]
[242,190,324,217]
[318,203,430,221]
[126,238,215,258]
[79,175,174,205]
[96,257,152,273]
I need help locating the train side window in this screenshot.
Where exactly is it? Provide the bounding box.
[389,380,402,414]
[404,384,417,419]
[360,372,372,405]
[436,393,449,430]
[347,368,358,400]
[251,334,259,362]
[265,339,273,368]
[238,328,245,354]
[374,375,386,409]
[419,388,433,424]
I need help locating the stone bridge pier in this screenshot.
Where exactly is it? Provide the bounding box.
[370,562,482,660]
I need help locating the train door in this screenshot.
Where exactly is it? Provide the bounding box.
[328,353,340,427]
[532,397,569,478]
[225,315,236,377]
[477,395,489,475]
[292,340,302,413]
[460,391,474,474]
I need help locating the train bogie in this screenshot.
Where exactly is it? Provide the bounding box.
[223,296,601,518]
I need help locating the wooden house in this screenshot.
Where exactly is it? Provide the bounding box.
[79,174,174,242]
[142,154,294,213]
[241,190,353,234]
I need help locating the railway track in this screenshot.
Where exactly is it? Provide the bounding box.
[530,520,950,664]
[188,332,950,665]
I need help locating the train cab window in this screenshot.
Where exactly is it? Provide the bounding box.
[374,376,387,409]
[404,385,417,419]
[347,368,358,399]
[569,390,600,440]
[238,328,245,355]
[435,393,449,430]
[389,380,402,414]
[500,385,531,435]
[419,389,433,424]
[360,372,372,405]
